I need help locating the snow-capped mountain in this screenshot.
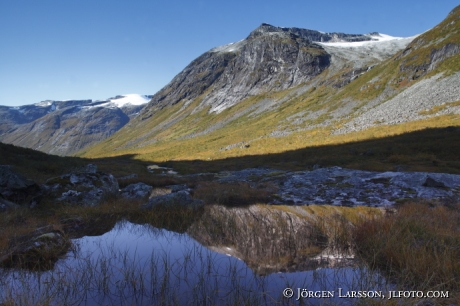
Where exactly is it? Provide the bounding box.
[0,94,151,156]
[81,5,460,159]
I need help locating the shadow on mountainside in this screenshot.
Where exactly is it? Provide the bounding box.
[158,126,460,175]
[2,126,460,184]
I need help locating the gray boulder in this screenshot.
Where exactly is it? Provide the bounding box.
[141,190,203,209]
[44,167,119,206]
[121,182,153,199]
[165,184,189,192]
[0,165,41,206]
[422,176,447,188]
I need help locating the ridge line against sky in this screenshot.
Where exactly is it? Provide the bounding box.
[1,0,458,107]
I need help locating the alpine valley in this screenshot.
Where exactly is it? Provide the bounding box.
[2,7,460,164]
[1,5,460,306]
[77,7,460,166]
[0,94,151,156]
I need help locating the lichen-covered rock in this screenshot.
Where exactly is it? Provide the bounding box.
[121,182,153,199]
[0,165,41,206]
[44,167,119,206]
[141,190,203,209]
[0,225,70,270]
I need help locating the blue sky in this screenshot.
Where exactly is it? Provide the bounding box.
[1,0,458,106]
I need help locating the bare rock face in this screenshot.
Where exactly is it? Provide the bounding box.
[142,23,330,116]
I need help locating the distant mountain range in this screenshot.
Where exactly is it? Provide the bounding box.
[0,94,151,156]
[2,5,460,162]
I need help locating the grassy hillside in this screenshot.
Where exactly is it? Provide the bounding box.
[78,7,460,167]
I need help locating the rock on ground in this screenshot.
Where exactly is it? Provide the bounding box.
[121,182,153,199]
[142,190,203,209]
[44,166,119,206]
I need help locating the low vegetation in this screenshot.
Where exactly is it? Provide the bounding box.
[192,181,276,206]
[354,201,460,305]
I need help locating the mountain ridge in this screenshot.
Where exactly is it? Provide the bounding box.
[0,94,151,156]
[2,6,460,164]
[78,7,460,163]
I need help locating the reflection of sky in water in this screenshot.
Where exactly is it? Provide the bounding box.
[1,221,391,305]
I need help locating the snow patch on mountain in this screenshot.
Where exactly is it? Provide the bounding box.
[210,40,246,53]
[317,33,410,47]
[108,94,150,107]
[34,101,54,107]
[81,94,150,110]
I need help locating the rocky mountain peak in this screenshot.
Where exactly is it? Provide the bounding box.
[247,23,375,44]
[247,23,307,41]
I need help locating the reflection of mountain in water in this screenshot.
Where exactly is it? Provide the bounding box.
[187,205,355,275]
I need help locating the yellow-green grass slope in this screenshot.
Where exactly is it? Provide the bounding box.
[79,6,460,174]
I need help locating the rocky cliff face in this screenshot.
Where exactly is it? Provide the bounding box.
[143,23,331,115]
[0,95,150,156]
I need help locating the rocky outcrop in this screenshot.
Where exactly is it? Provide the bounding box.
[209,167,460,207]
[44,165,119,206]
[0,165,41,208]
[253,23,375,43]
[399,43,460,80]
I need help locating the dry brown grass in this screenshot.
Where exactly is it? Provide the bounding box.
[354,201,460,304]
[192,181,277,206]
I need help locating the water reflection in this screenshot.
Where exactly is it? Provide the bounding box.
[0,218,390,306]
[187,205,354,275]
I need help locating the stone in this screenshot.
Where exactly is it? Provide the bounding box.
[142,190,203,210]
[165,184,189,192]
[210,167,460,207]
[45,171,119,206]
[121,182,153,199]
[0,225,70,270]
[422,176,446,188]
[0,165,41,206]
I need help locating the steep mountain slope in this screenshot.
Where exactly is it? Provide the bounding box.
[143,23,332,116]
[0,94,150,156]
[77,6,460,162]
